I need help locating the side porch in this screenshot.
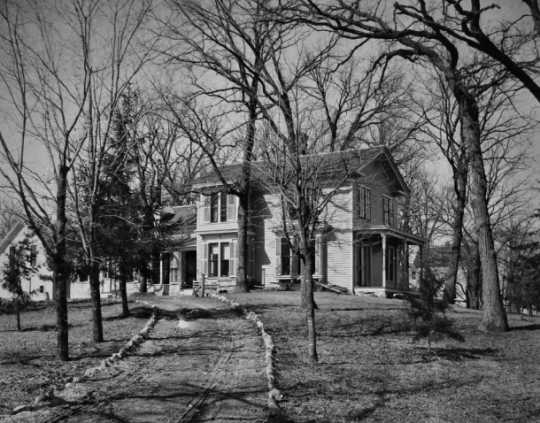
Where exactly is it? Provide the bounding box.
[353,227,423,297]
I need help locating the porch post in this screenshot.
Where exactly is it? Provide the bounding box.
[381,233,387,289]
[159,254,163,285]
[402,239,407,290]
[178,252,183,288]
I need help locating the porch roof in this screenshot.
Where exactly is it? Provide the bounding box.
[355,225,424,245]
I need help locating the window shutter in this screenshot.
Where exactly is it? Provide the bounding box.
[202,195,210,223]
[230,240,237,276]
[227,195,236,222]
[202,243,208,276]
[30,245,37,266]
[275,237,282,276]
[354,184,360,221]
[366,190,372,221]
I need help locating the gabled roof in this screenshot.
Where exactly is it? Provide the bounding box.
[0,221,25,256]
[192,147,402,189]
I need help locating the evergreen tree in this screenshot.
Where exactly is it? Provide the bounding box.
[2,234,38,330]
[99,92,139,316]
[407,265,464,354]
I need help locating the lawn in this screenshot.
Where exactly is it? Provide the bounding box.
[228,291,540,423]
[0,300,149,414]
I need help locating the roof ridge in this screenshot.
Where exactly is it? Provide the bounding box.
[0,220,25,256]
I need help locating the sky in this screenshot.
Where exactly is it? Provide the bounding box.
[0,0,539,211]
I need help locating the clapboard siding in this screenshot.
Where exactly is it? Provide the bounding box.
[322,187,354,291]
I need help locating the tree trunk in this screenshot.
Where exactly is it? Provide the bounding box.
[139,263,148,294]
[55,165,69,361]
[466,241,482,309]
[236,191,249,292]
[235,98,257,293]
[151,246,160,286]
[302,249,318,364]
[454,86,508,331]
[15,299,21,331]
[444,162,467,303]
[119,261,130,317]
[89,261,104,342]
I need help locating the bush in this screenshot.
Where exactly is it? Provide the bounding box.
[407,266,464,352]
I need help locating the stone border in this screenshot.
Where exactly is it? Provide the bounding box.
[82,305,159,378]
[210,294,282,410]
[12,305,159,414]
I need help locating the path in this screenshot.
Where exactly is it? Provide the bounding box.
[4,296,268,423]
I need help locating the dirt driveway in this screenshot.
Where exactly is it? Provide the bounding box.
[4,295,269,423]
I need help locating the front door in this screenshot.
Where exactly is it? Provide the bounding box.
[183,250,196,288]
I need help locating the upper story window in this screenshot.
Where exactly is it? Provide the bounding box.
[383,196,395,227]
[358,186,372,221]
[202,192,237,223]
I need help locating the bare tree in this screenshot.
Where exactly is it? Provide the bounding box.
[157,0,286,292]
[0,0,96,359]
[282,0,509,331]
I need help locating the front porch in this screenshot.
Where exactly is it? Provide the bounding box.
[157,246,197,295]
[353,228,423,297]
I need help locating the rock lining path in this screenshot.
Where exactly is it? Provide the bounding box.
[4,296,269,423]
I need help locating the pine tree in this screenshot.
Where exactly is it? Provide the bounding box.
[2,234,38,330]
[99,92,139,316]
[407,266,464,354]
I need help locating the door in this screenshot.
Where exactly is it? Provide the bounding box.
[183,250,196,288]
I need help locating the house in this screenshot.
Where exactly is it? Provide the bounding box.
[0,222,139,301]
[0,221,54,301]
[158,147,423,297]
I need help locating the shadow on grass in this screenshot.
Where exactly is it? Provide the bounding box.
[511,323,540,331]
[416,346,498,361]
[0,322,83,332]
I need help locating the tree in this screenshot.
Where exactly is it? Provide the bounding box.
[0,0,94,360]
[69,1,152,340]
[2,234,37,330]
[503,216,540,315]
[159,0,292,292]
[258,137,358,364]
[432,0,540,104]
[282,0,509,332]
[99,95,139,317]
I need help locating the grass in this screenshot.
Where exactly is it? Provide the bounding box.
[228,290,540,423]
[0,300,149,413]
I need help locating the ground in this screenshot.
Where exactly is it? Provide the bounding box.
[228,291,540,423]
[0,297,268,423]
[1,292,540,422]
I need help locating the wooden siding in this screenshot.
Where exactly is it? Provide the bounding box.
[353,161,407,230]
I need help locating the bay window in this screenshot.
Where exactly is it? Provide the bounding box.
[205,241,236,278]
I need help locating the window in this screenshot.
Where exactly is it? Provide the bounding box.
[383,197,395,227]
[210,193,219,223]
[170,256,179,282]
[208,243,219,277]
[220,192,227,222]
[203,193,236,223]
[220,243,230,276]
[358,186,372,221]
[276,237,300,277]
[39,285,44,293]
[206,241,235,277]
[281,238,291,275]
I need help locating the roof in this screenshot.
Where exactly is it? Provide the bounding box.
[160,205,197,228]
[192,147,397,188]
[0,221,25,256]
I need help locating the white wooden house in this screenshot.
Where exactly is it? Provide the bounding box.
[158,147,423,297]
